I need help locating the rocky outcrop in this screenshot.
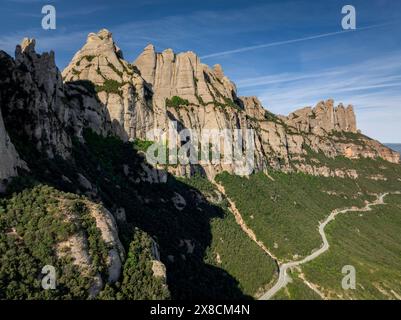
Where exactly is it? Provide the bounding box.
[285,99,357,134]
[150,238,167,279]
[242,96,268,121]
[86,203,125,284]
[63,29,153,140]
[334,135,400,163]
[61,30,399,176]
[0,107,25,188]
[2,29,396,184]
[57,200,125,297]
[134,46,238,108]
[133,42,270,177]
[0,38,113,161]
[0,41,71,158]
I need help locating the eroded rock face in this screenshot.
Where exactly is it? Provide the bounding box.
[63,29,153,140]
[133,43,257,177]
[86,203,126,284]
[0,29,372,180]
[131,43,398,170]
[134,46,237,107]
[0,38,112,161]
[334,137,400,163]
[57,200,125,297]
[0,107,25,188]
[0,43,70,158]
[285,99,357,134]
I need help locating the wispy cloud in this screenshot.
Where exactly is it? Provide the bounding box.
[239,52,401,104]
[201,22,393,59]
[236,51,401,141]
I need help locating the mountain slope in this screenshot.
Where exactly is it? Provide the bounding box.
[62,29,399,180]
[0,29,400,300]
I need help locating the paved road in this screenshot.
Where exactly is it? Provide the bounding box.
[259,193,388,300]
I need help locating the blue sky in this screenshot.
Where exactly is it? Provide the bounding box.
[1,0,401,142]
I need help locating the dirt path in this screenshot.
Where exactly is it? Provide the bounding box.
[212,181,279,264]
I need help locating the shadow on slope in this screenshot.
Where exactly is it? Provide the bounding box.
[5,128,251,300]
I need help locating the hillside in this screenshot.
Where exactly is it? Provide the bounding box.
[0,29,400,300]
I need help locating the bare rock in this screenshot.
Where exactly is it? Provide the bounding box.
[63,29,153,141]
[0,107,26,187]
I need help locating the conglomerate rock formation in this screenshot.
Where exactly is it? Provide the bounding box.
[1,29,399,183]
[0,28,400,301]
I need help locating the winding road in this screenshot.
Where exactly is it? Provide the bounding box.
[259,193,389,300]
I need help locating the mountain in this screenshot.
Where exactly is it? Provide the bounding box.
[0,29,400,300]
[62,30,399,179]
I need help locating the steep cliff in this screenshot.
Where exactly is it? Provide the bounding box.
[0,28,401,301]
[61,29,399,179]
[133,44,238,109]
[0,107,25,187]
[0,37,113,162]
[62,29,153,140]
[284,99,357,134]
[5,29,395,181]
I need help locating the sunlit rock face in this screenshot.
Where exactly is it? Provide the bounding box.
[284,99,357,134]
[63,29,154,141]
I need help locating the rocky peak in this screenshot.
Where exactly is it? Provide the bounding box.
[0,43,71,159]
[241,96,267,121]
[0,28,399,191]
[63,29,130,85]
[213,64,224,80]
[62,29,154,140]
[20,37,36,53]
[133,45,238,109]
[96,28,113,40]
[62,30,397,173]
[144,43,155,51]
[15,37,61,99]
[285,99,357,134]
[0,36,116,162]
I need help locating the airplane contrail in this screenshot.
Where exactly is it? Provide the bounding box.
[200,23,393,59]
